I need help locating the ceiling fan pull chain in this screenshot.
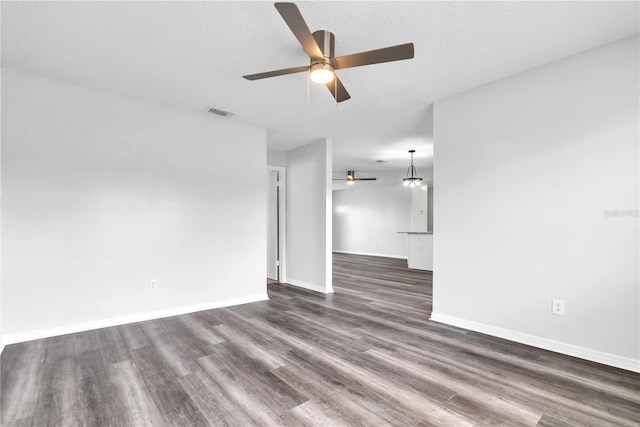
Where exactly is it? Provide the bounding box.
[335,76,337,107]
[307,70,310,105]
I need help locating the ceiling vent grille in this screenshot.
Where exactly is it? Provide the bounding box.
[206,106,235,118]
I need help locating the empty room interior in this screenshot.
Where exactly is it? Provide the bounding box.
[1,1,639,426]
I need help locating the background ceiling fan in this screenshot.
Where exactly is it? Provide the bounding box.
[333,171,377,185]
[243,2,415,102]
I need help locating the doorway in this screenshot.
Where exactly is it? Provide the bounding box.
[267,166,286,283]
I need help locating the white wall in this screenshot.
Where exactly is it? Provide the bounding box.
[0,69,2,355]
[427,185,433,232]
[432,36,639,372]
[286,139,332,293]
[267,148,286,167]
[411,186,429,232]
[333,185,411,259]
[1,68,268,341]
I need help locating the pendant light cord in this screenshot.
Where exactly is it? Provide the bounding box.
[403,150,422,186]
[406,150,417,178]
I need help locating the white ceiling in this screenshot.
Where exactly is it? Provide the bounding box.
[2,1,638,184]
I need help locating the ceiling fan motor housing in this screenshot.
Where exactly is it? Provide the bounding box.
[312,30,335,66]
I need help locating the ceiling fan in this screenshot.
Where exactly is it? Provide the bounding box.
[333,171,377,185]
[243,2,415,102]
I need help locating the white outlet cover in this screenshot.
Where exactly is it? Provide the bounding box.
[552,298,565,316]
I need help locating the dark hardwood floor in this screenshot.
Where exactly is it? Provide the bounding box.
[2,253,639,426]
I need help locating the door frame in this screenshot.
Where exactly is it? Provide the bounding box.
[267,165,287,283]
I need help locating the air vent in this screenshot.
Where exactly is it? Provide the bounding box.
[205,106,235,118]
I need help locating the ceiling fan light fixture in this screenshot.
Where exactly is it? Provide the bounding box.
[402,150,423,187]
[310,62,335,83]
[333,170,377,184]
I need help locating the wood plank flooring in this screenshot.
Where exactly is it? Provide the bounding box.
[2,253,639,426]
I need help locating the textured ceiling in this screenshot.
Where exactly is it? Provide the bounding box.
[2,1,638,183]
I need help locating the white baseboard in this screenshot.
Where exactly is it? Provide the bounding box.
[286,278,334,294]
[2,293,269,345]
[333,250,407,260]
[430,312,640,373]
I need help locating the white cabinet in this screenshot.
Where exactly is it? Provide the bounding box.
[407,233,433,271]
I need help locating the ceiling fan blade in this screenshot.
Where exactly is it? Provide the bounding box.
[325,75,351,103]
[355,178,377,181]
[274,3,324,62]
[334,43,414,70]
[243,65,310,81]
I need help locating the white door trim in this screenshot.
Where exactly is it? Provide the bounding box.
[267,165,286,283]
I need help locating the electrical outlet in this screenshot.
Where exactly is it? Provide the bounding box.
[552,298,565,316]
[419,245,424,252]
[150,279,157,290]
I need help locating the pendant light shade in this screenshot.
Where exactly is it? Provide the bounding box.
[402,149,423,187]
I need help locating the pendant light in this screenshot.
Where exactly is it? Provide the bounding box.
[402,149,423,187]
